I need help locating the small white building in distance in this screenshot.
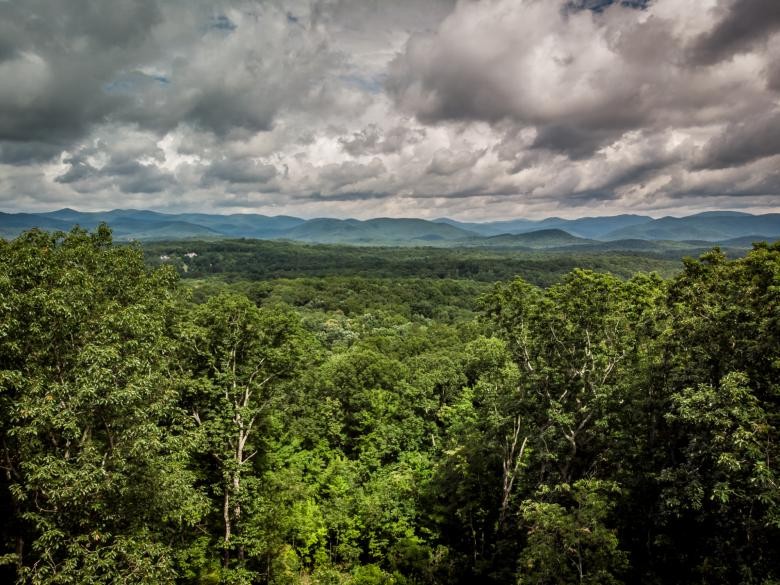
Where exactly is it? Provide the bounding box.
[185,252,198,258]
[160,255,171,261]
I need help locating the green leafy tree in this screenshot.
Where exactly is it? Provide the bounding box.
[0,227,204,584]
[657,373,779,583]
[428,270,663,582]
[518,480,627,585]
[482,270,664,487]
[426,335,525,580]
[649,244,780,583]
[179,293,312,581]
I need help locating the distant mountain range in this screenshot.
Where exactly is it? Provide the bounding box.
[433,214,653,238]
[1,208,778,250]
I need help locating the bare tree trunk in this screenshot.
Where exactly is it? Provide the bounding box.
[234,458,243,561]
[223,489,231,567]
[234,407,247,561]
[499,414,528,529]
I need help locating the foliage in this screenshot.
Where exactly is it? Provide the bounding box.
[518,480,627,585]
[142,239,683,285]
[1,229,778,584]
[0,227,204,584]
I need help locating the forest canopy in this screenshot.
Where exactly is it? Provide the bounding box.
[0,226,778,584]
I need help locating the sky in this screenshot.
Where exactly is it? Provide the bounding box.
[1,0,780,220]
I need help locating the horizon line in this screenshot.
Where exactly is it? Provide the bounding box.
[2,206,775,224]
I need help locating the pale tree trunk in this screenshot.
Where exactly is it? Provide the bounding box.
[499,414,528,529]
[219,345,269,568]
[223,490,231,566]
[235,424,244,562]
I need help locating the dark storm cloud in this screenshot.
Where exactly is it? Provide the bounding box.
[0,57,117,146]
[697,111,780,169]
[0,0,160,149]
[305,189,393,202]
[55,156,97,184]
[0,0,342,161]
[402,183,523,200]
[0,141,65,166]
[532,125,633,160]
[689,0,780,65]
[179,92,276,137]
[318,158,386,191]
[566,0,650,12]
[110,161,175,194]
[0,0,161,53]
[54,156,175,194]
[0,32,19,62]
[665,165,780,200]
[202,159,278,185]
[586,154,680,198]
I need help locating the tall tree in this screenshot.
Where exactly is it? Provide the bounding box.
[650,244,780,583]
[482,270,664,488]
[0,226,204,584]
[179,293,311,582]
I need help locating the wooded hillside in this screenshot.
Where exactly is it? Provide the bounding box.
[1,226,777,584]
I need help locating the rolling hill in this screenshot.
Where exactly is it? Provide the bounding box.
[433,214,653,238]
[475,229,595,249]
[280,217,477,244]
[603,212,780,241]
[1,208,778,247]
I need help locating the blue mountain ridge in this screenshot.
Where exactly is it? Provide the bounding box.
[1,209,778,247]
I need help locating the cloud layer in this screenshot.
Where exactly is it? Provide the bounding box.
[1,0,779,219]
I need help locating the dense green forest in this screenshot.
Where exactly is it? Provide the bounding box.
[1,226,778,584]
[142,239,689,285]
